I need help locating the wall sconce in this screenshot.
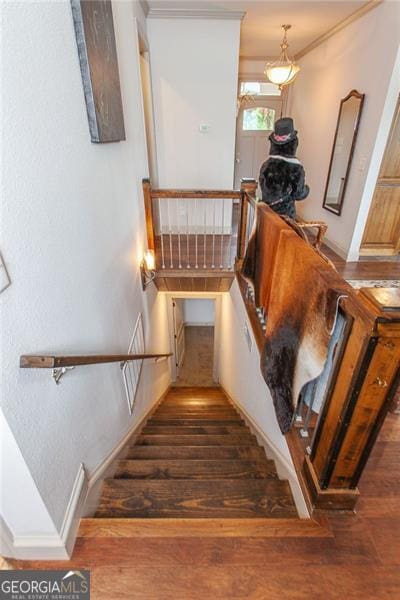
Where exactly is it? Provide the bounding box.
[141,249,156,290]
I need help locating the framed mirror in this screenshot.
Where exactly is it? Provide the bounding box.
[323,90,365,215]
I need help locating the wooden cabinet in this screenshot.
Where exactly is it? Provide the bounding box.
[361,97,400,256]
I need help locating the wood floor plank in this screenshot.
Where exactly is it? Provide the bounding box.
[95,479,297,518]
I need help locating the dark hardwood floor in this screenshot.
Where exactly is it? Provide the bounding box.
[321,243,400,280]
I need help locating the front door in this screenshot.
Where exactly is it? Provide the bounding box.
[234,98,282,189]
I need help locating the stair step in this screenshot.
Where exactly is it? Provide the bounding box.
[136,434,257,446]
[153,411,240,418]
[161,402,231,408]
[80,517,329,538]
[147,418,243,426]
[155,405,236,411]
[126,446,268,460]
[95,479,297,518]
[142,425,248,435]
[114,459,278,480]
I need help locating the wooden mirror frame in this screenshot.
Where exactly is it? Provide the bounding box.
[322,90,365,216]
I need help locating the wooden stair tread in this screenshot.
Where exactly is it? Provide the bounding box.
[136,434,257,446]
[142,425,248,435]
[80,517,330,538]
[126,446,269,460]
[147,418,243,426]
[114,459,277,479]
[95,479,297,518]
[95,386,298,520]
[156,408,234,414]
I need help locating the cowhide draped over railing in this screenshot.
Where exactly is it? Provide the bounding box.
[237,193,400,513]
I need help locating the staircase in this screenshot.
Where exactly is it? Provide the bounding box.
[95,387,297,519]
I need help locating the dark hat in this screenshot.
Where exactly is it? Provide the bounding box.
[269,117,298,145]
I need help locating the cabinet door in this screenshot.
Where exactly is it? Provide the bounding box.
[361,98,400,255]
[361,186,400,253]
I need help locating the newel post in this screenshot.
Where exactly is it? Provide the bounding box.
[236,178,257,263]
[303,289,400,510]
[142,178,155,251]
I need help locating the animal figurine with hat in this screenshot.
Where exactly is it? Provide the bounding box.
[259,117,309,219]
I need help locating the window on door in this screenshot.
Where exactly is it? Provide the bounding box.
[240,81,281,96]
[243,107,276,131]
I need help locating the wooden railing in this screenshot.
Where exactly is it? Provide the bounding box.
[143,178,245,272]
[237,202,400,512]
[20,351,172,384]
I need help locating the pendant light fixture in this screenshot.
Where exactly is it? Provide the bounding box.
[264,25,300,89]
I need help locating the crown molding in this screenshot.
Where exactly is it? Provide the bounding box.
[147,8,246,20]
[295,0,383,60]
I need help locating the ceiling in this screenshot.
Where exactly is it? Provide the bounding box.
[146,1,371,58]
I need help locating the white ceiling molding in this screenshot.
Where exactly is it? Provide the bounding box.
[147,7,246,20]
[295,0,382,60]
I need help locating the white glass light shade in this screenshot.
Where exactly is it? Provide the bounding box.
[264,61,300,87]
[143,249,155,271]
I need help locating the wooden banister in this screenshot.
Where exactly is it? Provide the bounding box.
[143,178,155,251]
[149,188,242,199]
[237,204,400,512]
[20,352,172,369]
[237,178,258,262]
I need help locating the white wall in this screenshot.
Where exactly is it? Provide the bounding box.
[147,17,241,188]
[183,299,215,325]
[288,1,400,259]
[0,0,171,549]
[217,281,294,468]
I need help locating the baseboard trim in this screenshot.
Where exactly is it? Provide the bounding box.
[3,387,171,561]
[86,386,171,491]
[323,237,348,261]
[60,463,88,556]
[221,387,310,519]
[0,517,15,558]
[3,463,87,560]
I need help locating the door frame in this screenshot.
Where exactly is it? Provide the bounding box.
[166,293,222,383]
[360,94,400,256]
[234,90,283,189]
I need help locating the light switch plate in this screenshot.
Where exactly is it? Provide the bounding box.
[199,123,211,133]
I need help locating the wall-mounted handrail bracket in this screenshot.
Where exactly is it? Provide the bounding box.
[52,366,75,385]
